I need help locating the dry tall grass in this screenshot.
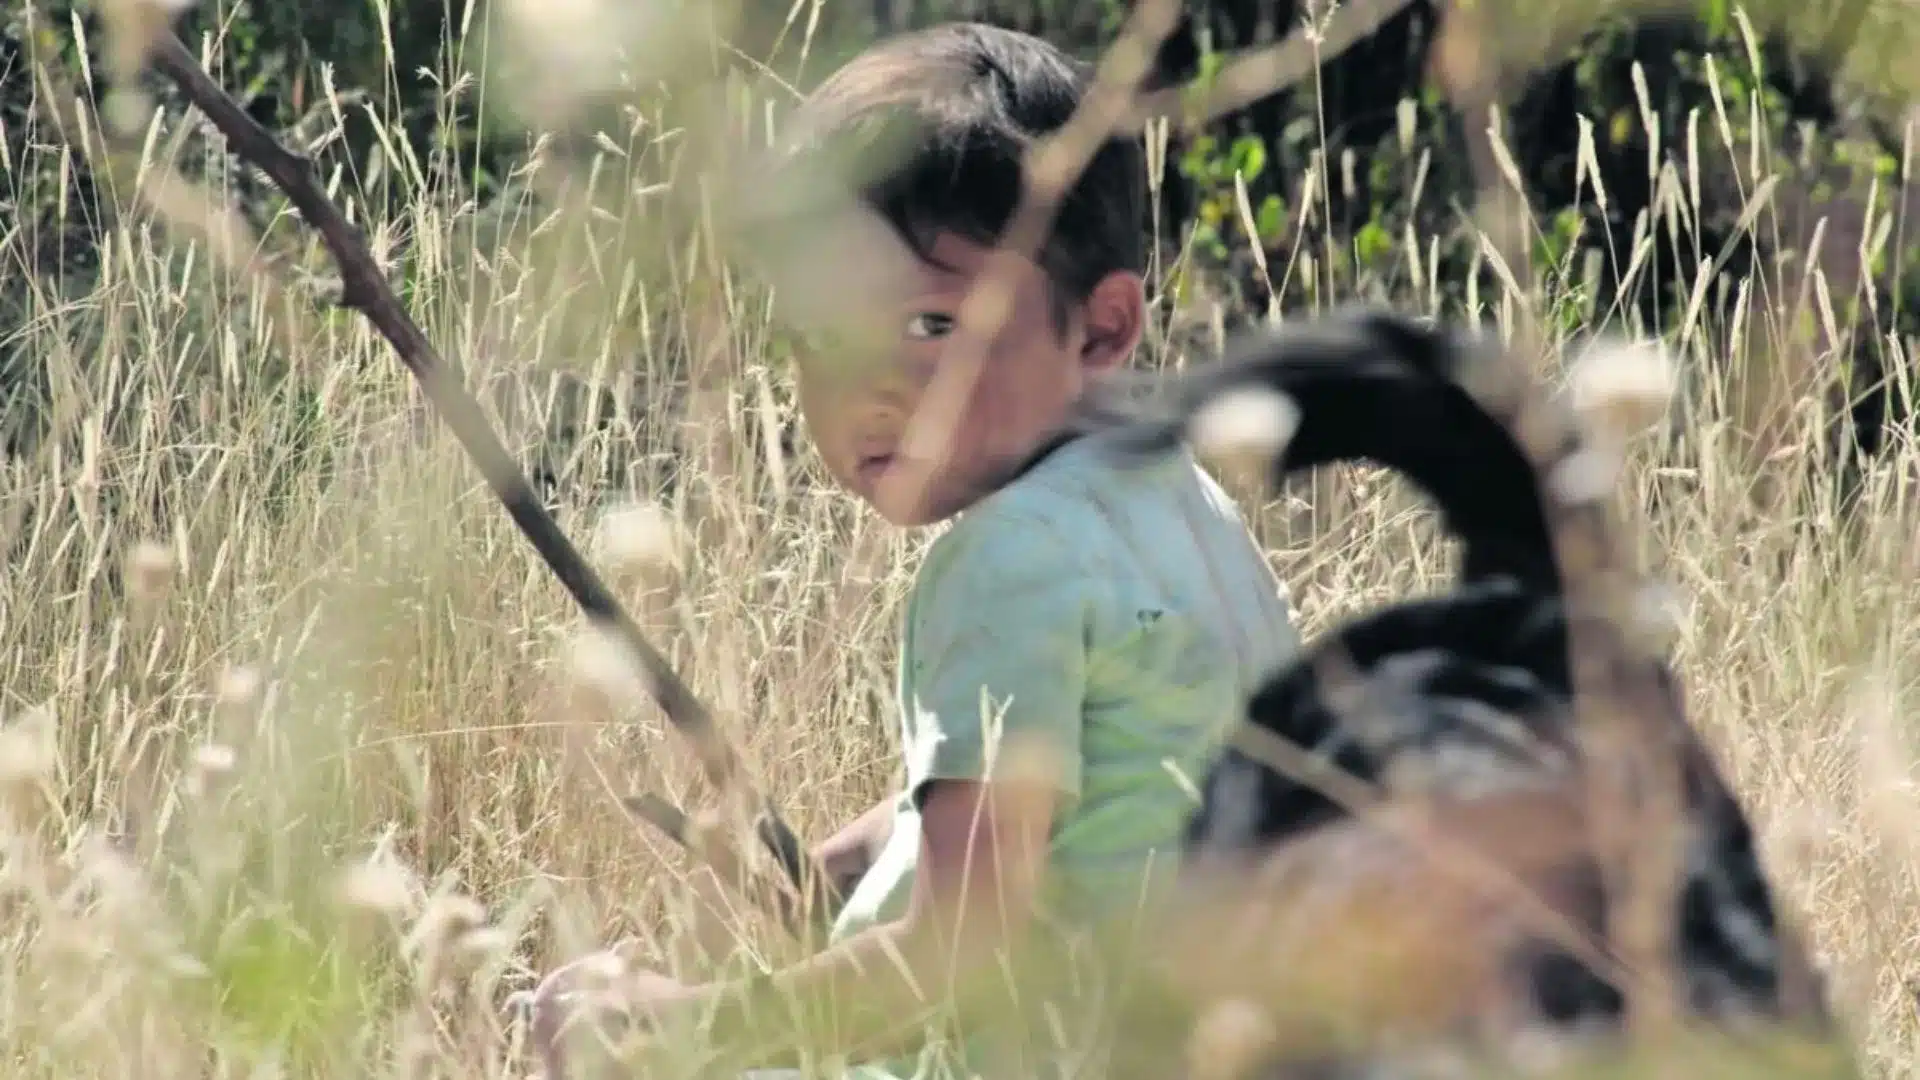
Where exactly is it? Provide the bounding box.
[3,5,1919,1079]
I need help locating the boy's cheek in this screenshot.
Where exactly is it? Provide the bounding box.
[791,362,845,425]
[794,399,852,474]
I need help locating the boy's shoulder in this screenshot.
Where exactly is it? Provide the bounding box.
[902,432,1298,706]
[971,432,1237,538]
[913,433,1238,602]
[936,435,1155,547]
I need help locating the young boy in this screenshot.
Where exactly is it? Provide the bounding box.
[532,20,1302,1080]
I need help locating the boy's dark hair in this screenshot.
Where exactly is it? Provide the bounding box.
[756,22,1147,321]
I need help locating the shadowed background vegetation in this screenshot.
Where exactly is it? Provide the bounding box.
[2,0,1919,1077]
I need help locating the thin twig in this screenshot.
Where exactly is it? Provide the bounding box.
[881,0,1187,521]
[1125,0,1421,136]
[141,27,840,937]
[888,0,1421,521]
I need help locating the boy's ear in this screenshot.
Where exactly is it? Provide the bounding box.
[1077,269,1147,372]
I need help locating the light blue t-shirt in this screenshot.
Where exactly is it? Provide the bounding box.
[827,432,1302,1079]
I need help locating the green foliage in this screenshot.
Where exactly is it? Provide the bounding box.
[1179,130,1279,260]
[3,0,1917,441]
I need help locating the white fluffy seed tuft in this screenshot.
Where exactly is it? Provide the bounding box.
[184,743,238,798]
[1567,337,1677,440]
[407,891,500,991]
[1851,673,1919,871]
[565,623,655,712]
[575,949,631,987]
[593,500,679,578]
[338,854,421,917]
[1186,997,1279,1080]
[125,539,177,601]
[0,705,56,773]
[213,664,264,711]
[0,705,58,819]
[452,925,515,966]
[408,893,488,952]
[1187,384,1300,481]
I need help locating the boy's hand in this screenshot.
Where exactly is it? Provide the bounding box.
[813,794,898,902]
[522,951,702,1080]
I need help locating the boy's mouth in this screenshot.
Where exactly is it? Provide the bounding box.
[856,452,897,486]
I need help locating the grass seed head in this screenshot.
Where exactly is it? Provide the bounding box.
[594,499,680,579]
[407,891,497,992]
[213,664,265,712]
[210,664,267,748]
[410,893,487,949]
[337,854,422,922]
[573,949,632,990]
[451,925,515,970]
[564,622,655,716]
[0,704,57,785]
[124,539,178,603]
[1187,997,1279,1080]
[1851,673,1920,871]
[0,705,59,830]
[183,742,238,799]
[69,833,156,926]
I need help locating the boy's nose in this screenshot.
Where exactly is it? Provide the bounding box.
[861,352,938,409]
[854,387,913,433]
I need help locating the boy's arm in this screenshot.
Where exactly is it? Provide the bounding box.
[685,520,1093,1065]
[691,776,1058,1067]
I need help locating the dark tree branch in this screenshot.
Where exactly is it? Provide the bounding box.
[144,28,839,939]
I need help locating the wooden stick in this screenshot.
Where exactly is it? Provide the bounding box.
[143,28,840,937]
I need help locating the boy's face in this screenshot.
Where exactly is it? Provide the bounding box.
[777,216,1143,527]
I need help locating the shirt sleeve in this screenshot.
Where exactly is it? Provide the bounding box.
[899,513,1097,808]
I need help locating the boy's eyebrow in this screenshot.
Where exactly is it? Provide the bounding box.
[890,231,967,274]
[916,249,964,275]
[892,236,980,287]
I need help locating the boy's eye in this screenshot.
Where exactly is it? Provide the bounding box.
[905,312,955,341]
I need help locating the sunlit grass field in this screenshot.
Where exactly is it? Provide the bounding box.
[2,4,1918,1077]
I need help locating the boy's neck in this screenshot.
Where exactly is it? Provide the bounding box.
[1001,361,1135,486]
[966,374,1131,510]
[1012,429,1080,482]
[928,430,1083,527]
[938,362,1144,522]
